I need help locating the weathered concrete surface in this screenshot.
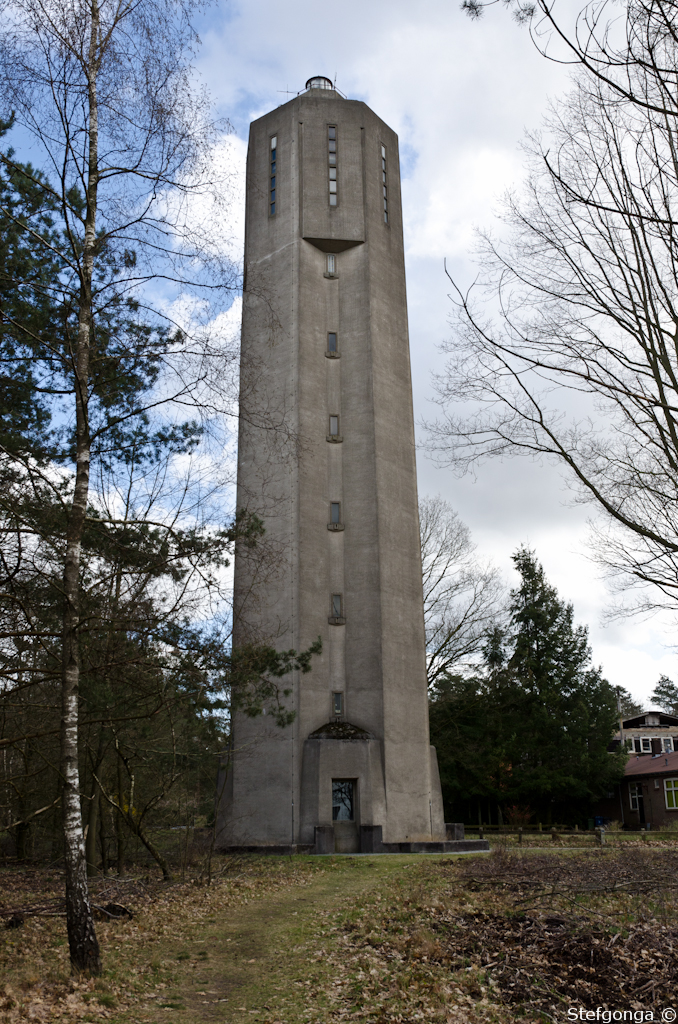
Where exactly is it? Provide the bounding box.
[218,82,445,851]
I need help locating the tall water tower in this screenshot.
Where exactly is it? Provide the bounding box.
[218,77,449,853]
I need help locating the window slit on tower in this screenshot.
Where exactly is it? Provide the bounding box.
[327,414,341,442]
[329,593,345,624]
[381,144,388,224]
[328,126,337,206]
[269,135,277,215]
[328,332,337,354]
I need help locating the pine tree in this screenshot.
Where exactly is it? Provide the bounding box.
[430,547,627,824]
[650,676,678,714]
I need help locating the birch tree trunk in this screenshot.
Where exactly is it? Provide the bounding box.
[59,0,101,974]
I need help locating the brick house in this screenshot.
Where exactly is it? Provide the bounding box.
[595,749,678,828]
[613,710,678,754]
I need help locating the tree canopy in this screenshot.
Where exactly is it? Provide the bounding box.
[429,548,627,825]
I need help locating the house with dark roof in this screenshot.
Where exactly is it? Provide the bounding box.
[595,749,678,828]
[613,710,678,755]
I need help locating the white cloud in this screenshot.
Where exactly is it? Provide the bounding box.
[190,0,678,697]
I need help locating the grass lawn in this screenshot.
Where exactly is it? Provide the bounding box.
[1,844,677,1022]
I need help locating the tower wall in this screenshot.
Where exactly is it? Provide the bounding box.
[218,85,444,847]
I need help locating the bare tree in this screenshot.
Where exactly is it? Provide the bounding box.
[464,0,678,125]
[0,0,239,972]
[419,495,504,687]
[428,10,678,618]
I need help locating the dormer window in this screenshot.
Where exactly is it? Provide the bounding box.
[646,715,660,725]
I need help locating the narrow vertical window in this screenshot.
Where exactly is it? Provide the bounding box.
[331,593,342,618]
[332,780,354,820]
[328,126,337,206]
[328,414,339,437]
[381,144,388,224]
[330,501,341,524]
[327,331,337,354]
[332,692,344,717]
[269,135,277,215]
[326,254,336,276]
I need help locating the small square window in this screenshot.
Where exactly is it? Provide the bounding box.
[331,593,342,618]
[329,180,337,194]
[329,140,336,153]
[329,194,337,206]
[326,254,335,275]
[328,126,336,140]
[329,152,336,166]
[329,415,339,436]
[328,332,337,353]
[332,691,343,716]
[330,501,341,523]
[329,167,337,180]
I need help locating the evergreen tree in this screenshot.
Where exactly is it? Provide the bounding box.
[650,675,678,714]
[430,547,627,824]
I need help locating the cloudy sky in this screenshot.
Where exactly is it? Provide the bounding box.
[192,0,678,704]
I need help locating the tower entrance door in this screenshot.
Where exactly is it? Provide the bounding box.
[332,779,359,853]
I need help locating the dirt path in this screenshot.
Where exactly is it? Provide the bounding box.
[119,856,409,1024]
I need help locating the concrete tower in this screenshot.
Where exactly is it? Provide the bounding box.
[219,77,447,854]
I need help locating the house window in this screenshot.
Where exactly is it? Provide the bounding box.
[332,691,343,717]
[328,126,337,206]
[329,414,339,437]
[665,778,678,808]
[332,780,354,821]
[326,254,336,276]
[381,144,388,224]
[331,593,342,618]
[629,782,642,810]
[330,501,341,524]
[664,737,673,753]
[641,737,651,752]
[269,135,277,215]
[328,332,337,354]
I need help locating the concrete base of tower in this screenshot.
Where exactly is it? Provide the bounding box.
[215,827,490,856]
